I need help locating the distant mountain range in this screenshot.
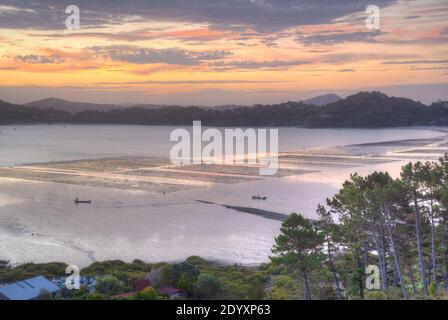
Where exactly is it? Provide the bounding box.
[1,92,448,127]
[25,94,342,113]
[26,98,123,114]
[25,98,247,114]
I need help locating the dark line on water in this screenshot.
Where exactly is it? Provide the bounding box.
[196,200,288,222]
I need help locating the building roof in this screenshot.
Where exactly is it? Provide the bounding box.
[0,276,60,300]
[134,279,150,292]
[111,291,135,299]
[158,286,185,296]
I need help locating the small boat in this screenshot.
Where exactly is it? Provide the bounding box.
[252,195,267,200]
[75,198,92,204]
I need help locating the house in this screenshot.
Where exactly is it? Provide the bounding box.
[111,291,136,299]
[79,276,97,293]
[51,275,97,294]
[0,276,61,300]
[158,286,187,299]
[133,278,150,292]
[111,278,151,300]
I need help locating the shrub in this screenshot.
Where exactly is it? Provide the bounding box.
[364,290,388,300]
[96,275,126,295]
[195,274,222,299]
[133,287,162,300]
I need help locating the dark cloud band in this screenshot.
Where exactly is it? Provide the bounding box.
[0,0,397,32]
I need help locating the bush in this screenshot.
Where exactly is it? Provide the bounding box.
[133,287,162,300]
[429,283,438,297]
[37,289,53,300]
[85,293,108,300]
[186,256,208,267]
[148,265,173,289]
[267,287,288,300]
[195,274,222,299]
[0,262,67,283]
[96,275,126,295]
[364,290,388,300]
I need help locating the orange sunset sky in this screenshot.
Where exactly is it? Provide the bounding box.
[0,0,447,105]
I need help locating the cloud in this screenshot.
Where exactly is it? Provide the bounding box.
[212,59,310,70]
[0,66,18,70]
[320,52,414,64]
[95,80,291,85]
[410,66,448,71]
[88,45,232,65]
[14,54,65,64]
[337,68,355,72]
[27,28,226,43]
[2,82,447,106]
[383,59,448,65]
[0,0,397,32]
[297,30,382,46]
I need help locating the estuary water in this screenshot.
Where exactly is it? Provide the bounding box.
[0,125,445,266]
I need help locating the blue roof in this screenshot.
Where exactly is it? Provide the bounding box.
[0,276,60,300]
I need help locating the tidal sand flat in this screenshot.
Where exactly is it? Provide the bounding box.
[2,134,446,194]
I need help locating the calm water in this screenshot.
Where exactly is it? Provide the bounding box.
[0,125,443,166]
[0,125,445,266]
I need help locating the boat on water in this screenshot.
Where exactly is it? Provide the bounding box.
[75,198,92,204]
[252,195,267,200]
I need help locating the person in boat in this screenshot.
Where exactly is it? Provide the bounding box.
[75,198,92,204]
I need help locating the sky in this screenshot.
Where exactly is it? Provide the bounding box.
[0,0,447,106]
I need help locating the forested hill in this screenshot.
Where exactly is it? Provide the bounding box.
[305,92,448,127]
[1,92,448,127]
[0,100,71,124]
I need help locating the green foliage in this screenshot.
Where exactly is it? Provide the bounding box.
[271,213,325,300]
[4,92,448,127]
[195,274,222,299]
[81,260,152,276]
[133,287,163,300]
[267,274,300,300]
[0,262,67,283]
[267,287,289,300]
[186,256,208,267]
[364,290,388,300]
[36,289,53,300]
[81,260,151,288]
[365,288,406,300]
[84,293,108,300]
[186,257,268,300]
[429,283,437,297]
[319,285,339,300]
[148,264,173,289]
[272,213,325,271]
[96,275,126,295]
[171,262,200,292]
